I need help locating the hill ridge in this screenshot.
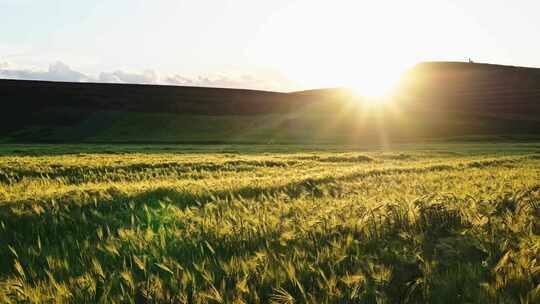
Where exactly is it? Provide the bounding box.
[2,61,540,143]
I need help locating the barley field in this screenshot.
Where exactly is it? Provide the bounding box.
[1,143,540,303]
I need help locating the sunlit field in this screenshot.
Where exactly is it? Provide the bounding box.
[1,143,540,303]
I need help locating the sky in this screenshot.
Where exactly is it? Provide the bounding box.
[1,0,540,92]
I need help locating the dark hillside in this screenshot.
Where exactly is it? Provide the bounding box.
[2,61,540,143]
[400,62,540,115]
[390,62,540,137]
[1,79,301,114]
[0,80,315,134]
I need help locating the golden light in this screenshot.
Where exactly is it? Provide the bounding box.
[247,1,418,95]
[346,76,398,107]
[351,76,397,99]
[348,63,405,99]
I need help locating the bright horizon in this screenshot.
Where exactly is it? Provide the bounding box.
[2,0,540,93]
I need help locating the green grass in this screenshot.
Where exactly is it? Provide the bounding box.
[8,103,540,144]
[1,143,540,303]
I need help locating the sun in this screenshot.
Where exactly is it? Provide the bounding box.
[348,73,400,105]
[248,1,414,97]
[348,78,395,108]
[352,79,394,99]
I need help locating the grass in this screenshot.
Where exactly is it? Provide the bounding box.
[1,143,540,303]
[7,105,540,144]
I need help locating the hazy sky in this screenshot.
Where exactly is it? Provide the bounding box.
[1,0,540,92]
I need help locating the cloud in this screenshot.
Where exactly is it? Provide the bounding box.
[0,61,91,82]
[47,62,91,82]
[165,75,195,86]
[0,61,295,91]
[98,70,158,84]
[166,72,293,91]
[166,73,257,89]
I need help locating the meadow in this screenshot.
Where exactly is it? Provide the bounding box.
[1,143,540,303]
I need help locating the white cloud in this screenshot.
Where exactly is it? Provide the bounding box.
[0,61,295,91]
[47,62,91,82]
[166,72,294,91]
[98,70,158,84]
[166,75,195,86]
[0,61,91,82]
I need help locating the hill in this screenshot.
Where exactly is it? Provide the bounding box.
[2,61,540,143]
[393,62,540,138]
[400,62,540,114]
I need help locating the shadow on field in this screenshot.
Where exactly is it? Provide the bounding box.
[296,155,375,163]
[0,159,299,184]
[0,155,516,185]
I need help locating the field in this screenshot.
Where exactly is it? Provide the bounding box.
[1,143,540,303]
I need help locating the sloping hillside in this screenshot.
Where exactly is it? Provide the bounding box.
[0,80,315,130]
[400,62,540,114]
[2,62,540,143]
[392,62,540,137]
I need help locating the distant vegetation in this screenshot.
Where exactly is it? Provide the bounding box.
[0,143,539,302]
[2,61,540,143]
